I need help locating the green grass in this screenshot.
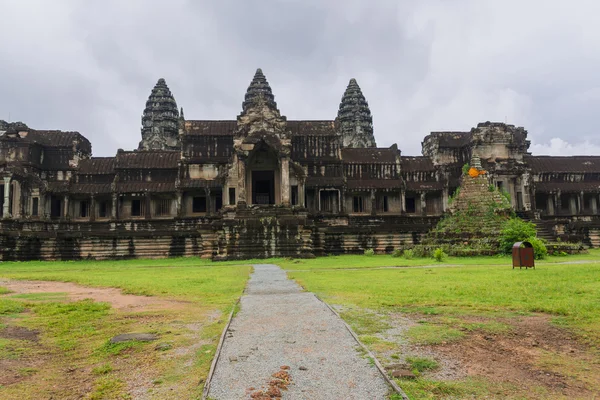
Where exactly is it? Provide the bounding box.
[278,248,600,270]
[0,257,252,399]
[406,356,439,373]
[0,257,251,306]
[288,260,600,344]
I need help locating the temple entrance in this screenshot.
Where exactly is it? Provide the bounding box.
[252,170,275,205]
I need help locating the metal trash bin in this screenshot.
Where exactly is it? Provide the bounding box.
[512,241,535,269]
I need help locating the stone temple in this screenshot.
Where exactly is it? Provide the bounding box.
[1,69,600,260]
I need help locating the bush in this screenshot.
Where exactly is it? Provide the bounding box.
[526,236,548,260]
[364,248,375,256]
[391,249,403,258]
[403,249,414,259]
[433,248,447,262]
[499,218,537,254]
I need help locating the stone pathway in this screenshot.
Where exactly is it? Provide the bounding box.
[207,264,391,399]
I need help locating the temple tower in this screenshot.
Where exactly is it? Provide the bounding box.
[336,78,376,148]
[138,78,180,151]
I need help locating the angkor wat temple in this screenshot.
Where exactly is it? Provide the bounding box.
[1,69,599,260]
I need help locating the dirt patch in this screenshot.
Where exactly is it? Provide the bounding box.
[433,315,598,397]
[0,326,39,342]
[383,313,599,399]
[0,279,189,311]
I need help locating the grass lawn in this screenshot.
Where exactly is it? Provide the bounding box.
[0,257,251,399]
[286,250,600,399]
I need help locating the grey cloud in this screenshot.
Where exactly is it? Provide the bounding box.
[1,0,599,156]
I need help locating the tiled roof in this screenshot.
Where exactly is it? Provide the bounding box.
[1,129,92,153]
[179,179,222,189]
[46,181,71,193]
[71,183,113,194]
[534,182,600,193]
[346,179,402,190]
[78,157,115,175]
[287,120,336,136]
[305,176,344,187]
[184,120,237,136]
[342,147,397,164]
[116,181,176,193]
[183,120,338,136]
[401,156,435,172]
[525,156,600,173]
[116,151,179,169]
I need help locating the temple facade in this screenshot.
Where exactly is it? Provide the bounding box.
[1,69,600,260]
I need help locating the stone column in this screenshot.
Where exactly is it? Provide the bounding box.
[591,196,598,215]
[145,193,151,219]
[206,188,212,216]
[420,192,427,215]
[223,185,229,208]
[400,189,406,213]
[370,189,376,215]
[298,181,305,208]
[547,196,555,215]
[281,157,290,206]
[579,191,585,214]
[569,195,577,215]
[111,193,118,219]
[12,181,21,219]
[442,186,449,212]
[63,195,69,220]
[237,158,246,207]
[317,189,321,212]
[176,191,183,217]
[3,177,11,218]
[90,195,96,222]
[556,191,562,214]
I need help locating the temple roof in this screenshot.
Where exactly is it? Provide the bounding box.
[401,156,436,172]
[341,147,397,164]
[139,78,180,151]
[241,68,278,113]
[183,120,338,136]
[78,157,115,175]
[525,155,600,173]
[116,150,179,169]
[337,78,375,148]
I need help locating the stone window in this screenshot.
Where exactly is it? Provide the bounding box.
[131,199,142,217]
[80,200,90,218]
[155,199,171,217]
[50,196,62,218]
[353,196,365,213]
[376,195,389,213]
[193,196,207,213]
[31,197,39,217]
[228,188,236,205]
[320,190,338,213]
[99,201,108,218]
[291,186,298,206]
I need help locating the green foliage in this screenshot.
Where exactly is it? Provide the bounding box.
[499,218,537,253]
[412,247,431,258]
[527,236,548,260]
[501,190,511,203]
[364,248,375,256]
[488,185,495,192]
[391,249,403,258]
[462,163,470,175]
[403,249,415,260]
[433,248,447,262]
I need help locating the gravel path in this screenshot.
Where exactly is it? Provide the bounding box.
[207,264,391,399]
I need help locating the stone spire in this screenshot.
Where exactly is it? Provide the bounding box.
[337,78,376,148]
[138,78,180,151]
[241,68,278,114]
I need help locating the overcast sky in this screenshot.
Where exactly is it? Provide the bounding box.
[2,0,600,157]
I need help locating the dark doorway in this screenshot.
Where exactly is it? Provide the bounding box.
[0,185,4,215]
[50,195,62,218]
[252,170,275,205]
